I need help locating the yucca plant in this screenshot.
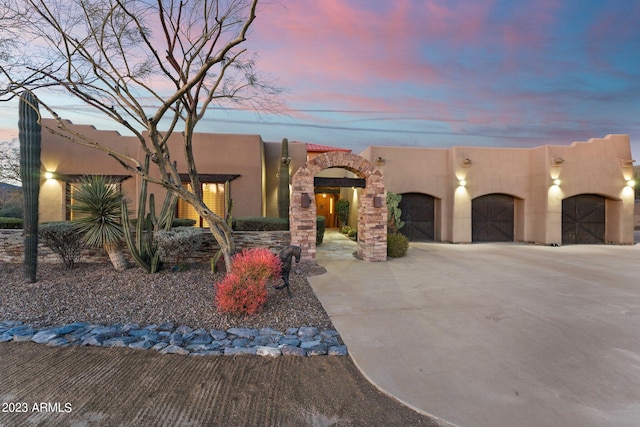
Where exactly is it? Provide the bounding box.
[72,175,130,270]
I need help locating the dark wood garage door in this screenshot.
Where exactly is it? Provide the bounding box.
[399,193,435,241]
[562,194,605,244]
[472,194,514,242]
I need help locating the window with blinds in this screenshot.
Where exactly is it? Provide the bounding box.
[177,182,226,227]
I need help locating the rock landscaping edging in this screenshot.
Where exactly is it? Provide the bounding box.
[0,321,348,357]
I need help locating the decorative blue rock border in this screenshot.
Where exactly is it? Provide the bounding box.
[0,321,348,357]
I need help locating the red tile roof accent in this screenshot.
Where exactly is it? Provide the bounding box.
[305,143,352,153]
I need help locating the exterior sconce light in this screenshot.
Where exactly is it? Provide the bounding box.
[552,179,561,186]
[458,179,466,187]
[460,158,471,167]
[551,157,565,166]
[374,195,384,208]
[44,171,54,180]
[300,192,311,208]
[626,179,635,187]
[375,156,385,166]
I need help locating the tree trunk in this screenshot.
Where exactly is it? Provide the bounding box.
[104,242,131,271]
[204,215,235,273]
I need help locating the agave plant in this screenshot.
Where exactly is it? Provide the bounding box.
[71,175,130,270]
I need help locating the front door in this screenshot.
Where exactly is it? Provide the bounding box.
[315,193,338,228]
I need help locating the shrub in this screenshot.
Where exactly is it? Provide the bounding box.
[0,206,23,218]
[336,199,349,228]
[316,216,325,245]
[231,247,282,282]
[387,233,409,258]
[340,225,352,234]
[171,218,197,227]
[215,248,282,315]
[129,217,196,228]
[155,226,204,267]
[348,229,357,239]
[39,222,86,269]
[0,217,22,229]
[214,273,266,315]
[233,216,289,231]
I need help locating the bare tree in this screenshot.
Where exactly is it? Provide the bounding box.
[0,138,20,185]
[0,0,281,271]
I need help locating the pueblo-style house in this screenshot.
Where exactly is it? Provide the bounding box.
[38,119,635,261]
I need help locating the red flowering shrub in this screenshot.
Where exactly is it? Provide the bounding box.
[232,247,283,282]
[214,248,283,315]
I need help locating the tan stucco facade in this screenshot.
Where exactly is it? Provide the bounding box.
[38,120,634,246]
[361,134,634,244]
[38,120,307,223]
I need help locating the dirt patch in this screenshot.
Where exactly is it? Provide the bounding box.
[0,342,437,426]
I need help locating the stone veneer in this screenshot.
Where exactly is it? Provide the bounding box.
[0,229,290,264]
[290,152,387,262]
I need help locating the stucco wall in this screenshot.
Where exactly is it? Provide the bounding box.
[263,140,307,218]
[361,135,634,245]
[39,120,268,222]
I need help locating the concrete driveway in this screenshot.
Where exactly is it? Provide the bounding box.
[309,236,640,427]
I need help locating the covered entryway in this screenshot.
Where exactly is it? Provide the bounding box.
[399,193,435,241]
[562,194,606,244]
[290,152,387,262]
[472,194,515,242]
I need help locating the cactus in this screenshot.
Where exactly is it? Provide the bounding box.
[18,90,41,283]
[277,138,291,220]
[122,154,177,273]
[386,191,405,235]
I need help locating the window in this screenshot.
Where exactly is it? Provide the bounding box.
[177,182,226,227]
[65,180,120,221]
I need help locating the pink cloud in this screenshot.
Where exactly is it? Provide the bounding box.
[252,1,446,87]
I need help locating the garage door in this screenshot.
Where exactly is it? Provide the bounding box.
[399,193,435,241]
[472,194,514,242]
[562,194,605,244]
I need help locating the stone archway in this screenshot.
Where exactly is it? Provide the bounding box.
[290,152,387,262]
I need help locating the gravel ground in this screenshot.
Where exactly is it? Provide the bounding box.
[0,261,332,332]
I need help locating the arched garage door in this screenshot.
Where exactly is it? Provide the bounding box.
[562,194,605,244]
[472,194,514,242]
[399,193,435,241]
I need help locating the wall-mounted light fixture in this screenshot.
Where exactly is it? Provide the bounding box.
[460,158,471,168]
[458,179,466,187]
[375,156,385,166]
[374,195,384,208]
[551,157,565,166]
[626,179,635,187]
[44,171,54,180]
[300,192,311,208]
[552,178,561,186]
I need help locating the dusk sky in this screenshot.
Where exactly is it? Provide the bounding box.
[1,0,639,156]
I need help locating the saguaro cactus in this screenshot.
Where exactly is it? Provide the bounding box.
[278,138,291,220]
[122,154,177,273]
[18,90,41,283]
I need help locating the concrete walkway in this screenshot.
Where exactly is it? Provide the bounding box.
[309,232,640,427]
